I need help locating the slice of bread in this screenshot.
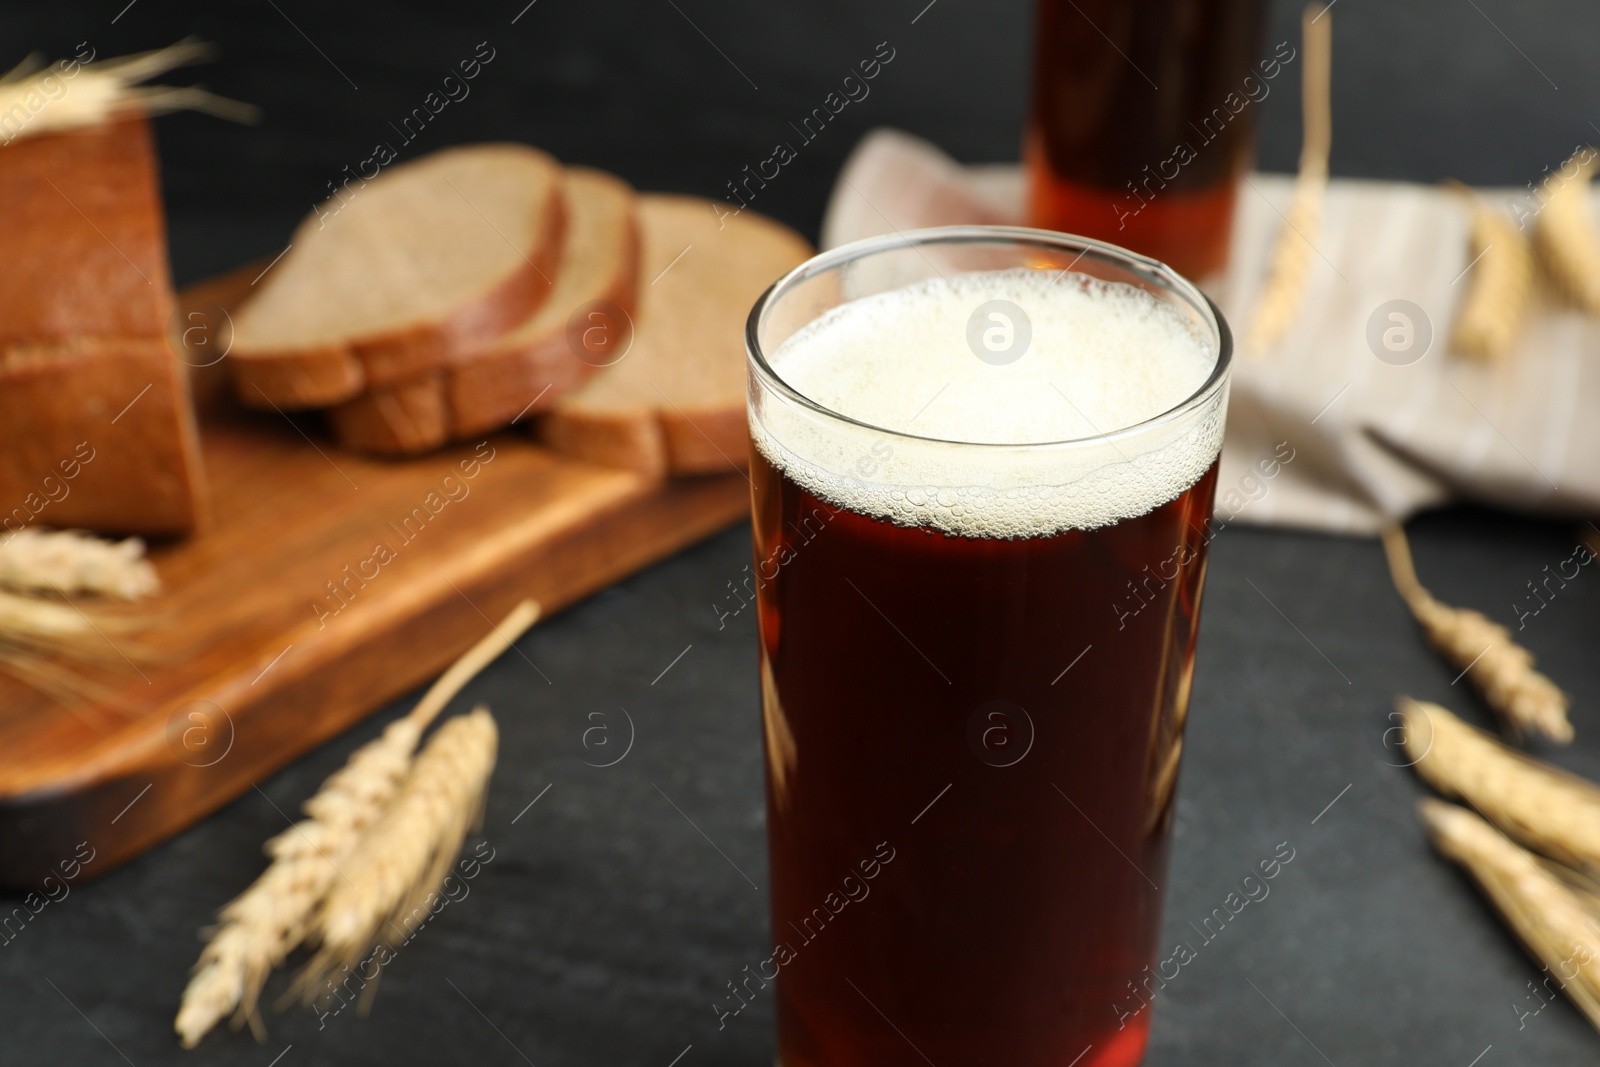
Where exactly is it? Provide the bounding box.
[328,167,640,455]
[537,195,811,477]
[230,144,565,409]
[0,116,207,535]
[450,167,639,437]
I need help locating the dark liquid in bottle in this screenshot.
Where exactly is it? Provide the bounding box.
[753,448,1219,1067]
[1026,0,1269,279]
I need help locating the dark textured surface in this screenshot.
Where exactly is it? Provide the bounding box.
[4,1,1600,1064]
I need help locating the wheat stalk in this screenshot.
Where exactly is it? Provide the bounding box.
[175,599,540,1048]
[1447,181,1535,361]
[0,648,118,721]
[1534,148,1600,313]
[300,707,498,998]
[1246,5,1331,356]
[1418,798,1600,1029]
[0,39,256,147]
[1382,525,1571,743]
[0,589,100,648]
[0,528,159,600]
[0,587,145,668]
[1399,698,1600,870]
[175,717,420,1046]
[0,586,147,715]
[0,582,156,715]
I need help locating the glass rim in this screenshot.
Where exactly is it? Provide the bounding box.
[745,224,1233,453]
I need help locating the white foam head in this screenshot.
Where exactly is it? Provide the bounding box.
[749,267,1227,539]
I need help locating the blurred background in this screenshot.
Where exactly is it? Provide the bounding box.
[5,3,1600,1066]
[13,0,1600,284]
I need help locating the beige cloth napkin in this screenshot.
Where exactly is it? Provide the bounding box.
[820,129,1600,535]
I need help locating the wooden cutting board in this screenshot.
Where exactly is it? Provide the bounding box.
[0,269,750,890]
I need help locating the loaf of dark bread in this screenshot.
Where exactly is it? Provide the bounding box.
[0,115,206,535]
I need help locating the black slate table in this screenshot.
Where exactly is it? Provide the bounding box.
[5,1,1600,1064]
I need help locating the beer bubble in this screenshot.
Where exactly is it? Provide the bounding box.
[966,699,1034,767]
[966,299,1033,365]
[165,700,235,768]
[1365,299,1432,366]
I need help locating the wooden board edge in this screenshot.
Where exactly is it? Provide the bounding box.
[0,473,750,889]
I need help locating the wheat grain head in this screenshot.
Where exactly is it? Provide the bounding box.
[1447,182,1535,361]
[1401,698,1600,871]
[1419,798,1600,1030]
[174,600,538,1047]
[1383,526,1571,743]
[304,708,498,990]
[0,528,159,600]
[1534,149,1600,313]
[175,717,419,1047]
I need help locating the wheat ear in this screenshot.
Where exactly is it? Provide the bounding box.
[1382,525,1570,743]
[1400,698,1600,870]
[1418,798,1600,1029]
[175,599,540,1048]
[175,728,418,1046]
[1446,181,1535,361]
[0,586,139,714]
[0,589,100,648]
[0,583,155,714]
[302,707,499,994]
[0,40,256,147]
[1533,149,1600,313]
[0,528,159,600]
[1246,5,1331,356]
[0,588,148,679]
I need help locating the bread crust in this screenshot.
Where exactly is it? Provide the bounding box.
[661,406,750,474]
[230,343,365,409]
[538,407,668,479]
[0,339,208,535]
[0,118,172,342]
[449,206,639,437]
[0,117,207,534]
[324,373,449,456]
[539,403,749,480]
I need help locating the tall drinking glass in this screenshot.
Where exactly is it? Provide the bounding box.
[745,228,1231,1067]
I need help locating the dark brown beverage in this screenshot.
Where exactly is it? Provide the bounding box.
[745,233,1231,1067]
[752,452,1217,1067]
[1026,0,1270,279]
